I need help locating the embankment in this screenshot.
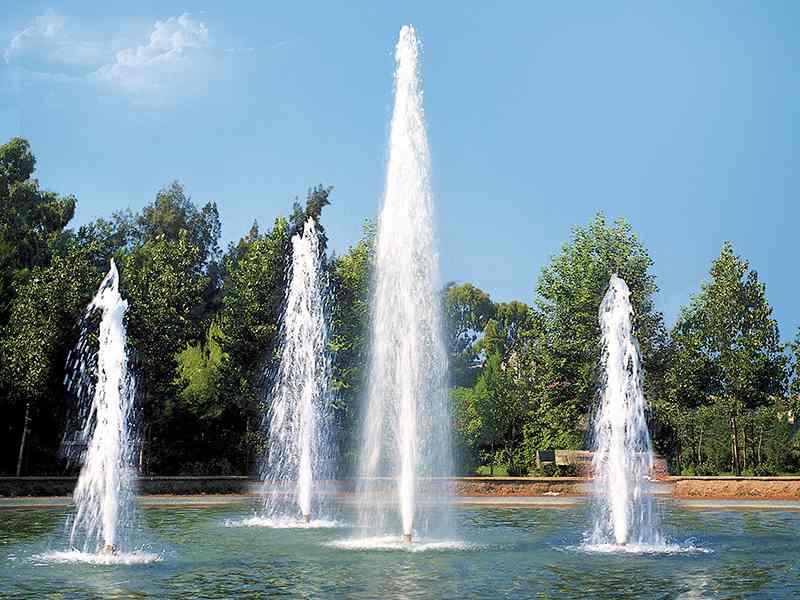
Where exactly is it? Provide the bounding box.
[2,476,800,500]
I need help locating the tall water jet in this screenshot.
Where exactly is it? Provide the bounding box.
[65,260,136,555]
[261,218,333,524]
[589,275,661,547]
[358,25,452,544]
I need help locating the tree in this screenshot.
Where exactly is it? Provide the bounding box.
[208,187,334,472]
[443,282,494,387]
[135,182,220,264]
[175,321,227,420]
[473,352,530,474]
[0,137,83,474]
[0,239,102,473]
[122,231,212,472]
[788,336,800,418]
[448,297,536,474]
[216,218,291,432]
[288,185,332,252]
[329,221,374,470]
[665,242,787,473]
[0,137,76,326]
[530,213,667,450]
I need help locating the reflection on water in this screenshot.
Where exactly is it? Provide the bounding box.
[1,502,798,599]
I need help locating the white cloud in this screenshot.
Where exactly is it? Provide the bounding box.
[4,10,105,74]
[94,14,210,96]
[224,46,255,54]
[4,12,214,104]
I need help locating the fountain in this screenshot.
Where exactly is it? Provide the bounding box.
[589,274,661,548]
[356,25,453,545]
[260,218,333,525]
[63,260,137,557]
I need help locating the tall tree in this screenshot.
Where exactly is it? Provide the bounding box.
[665,242,787,473]
[0,137,81,474]
[122,231,211,471]
[216,218,291,433]
[530,213,666,450]
[443,282,495,387]
[0,137,76,326]
[118,183,221,472]
[0,238,102,473]
[288,185,332,252]
[329,220,374,470]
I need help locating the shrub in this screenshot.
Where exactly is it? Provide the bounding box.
[695,462,718,476]
[753,462,778,476]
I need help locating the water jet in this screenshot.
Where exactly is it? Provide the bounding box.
[588,275,662,548]
[261,218,333,525]
[357,24,453,543]
[64,260,137,556]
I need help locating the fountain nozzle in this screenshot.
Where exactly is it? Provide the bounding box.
[303,514,311,524]
[402,533,412,544]
[100,544,118,556]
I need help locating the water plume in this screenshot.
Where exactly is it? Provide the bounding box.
[589,275,661,548]
[64,259,137,555]
[357,25,453,543]
[261,218,333,524]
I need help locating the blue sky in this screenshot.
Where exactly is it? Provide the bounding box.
[2,2,798,338]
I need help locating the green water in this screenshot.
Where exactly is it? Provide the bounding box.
[1,501,798,599]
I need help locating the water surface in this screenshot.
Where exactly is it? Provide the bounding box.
[1,502,798,599]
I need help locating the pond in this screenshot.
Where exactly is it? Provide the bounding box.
[1,500,798,599]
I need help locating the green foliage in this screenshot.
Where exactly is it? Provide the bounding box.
[667,242,786,410]
[0,241,100,404]
[217,218,290,413]
[0,137,76,327]
[673,398,794,475]
[531,463,579,477]
[2,136,799,479]
[443,282,494,387]
[175,321,227,420]
[135,181,221,264]
[454,348,533,475]
[124,232,210,399]
[0,238,102,472]
[328,221,374,470]
[665,242,788,473]
[526,213,666,450]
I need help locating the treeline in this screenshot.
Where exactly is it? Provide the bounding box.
[1,137,799,477]
[446,221,800,476]
[0,137,371,476]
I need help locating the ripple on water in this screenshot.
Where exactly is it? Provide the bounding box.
[325,536,480,553]
[33,549,162,565]
[223,516,343,529]
[571,541,713,556]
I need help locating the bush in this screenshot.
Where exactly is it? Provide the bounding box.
[672,401,797,475]
[753,462,778,476]
[506,463,529,476]
[695,462,718,476]
[531,463,579,477]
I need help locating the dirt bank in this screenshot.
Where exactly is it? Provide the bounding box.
[672,477,800,500]
[453,478,586,497]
